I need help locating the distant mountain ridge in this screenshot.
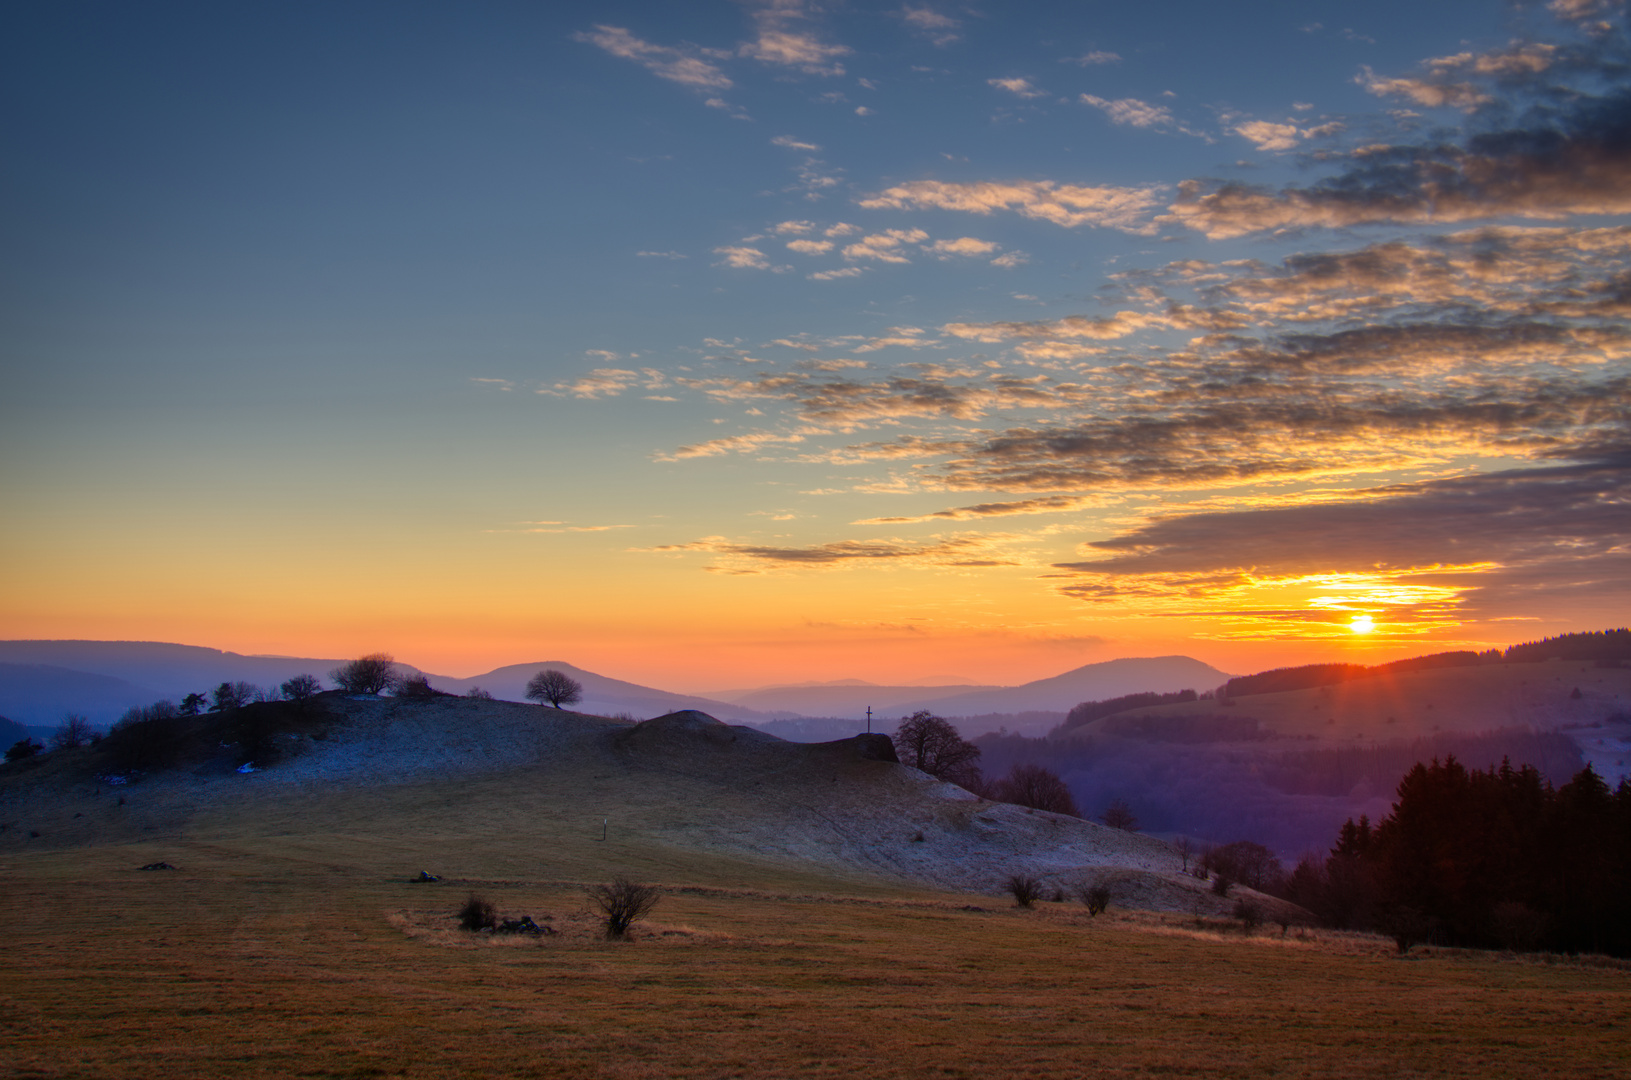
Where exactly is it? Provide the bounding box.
[0,640,1230,730]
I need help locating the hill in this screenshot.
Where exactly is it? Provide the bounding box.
[905,656,1233,717]
[0,693,1214,907]
[0,641,775,727]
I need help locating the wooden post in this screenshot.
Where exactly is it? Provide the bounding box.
[866,706,872,734]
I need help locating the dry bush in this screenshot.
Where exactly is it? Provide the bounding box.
[1005,874,1043,908]
[1233,899,1263,932]
[396,673,437,699]
[1211,873,1233,897]
[1080,884,1111,917]
[587,877,661,939]
[458,894,497,931]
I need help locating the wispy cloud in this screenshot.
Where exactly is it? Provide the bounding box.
[646,533,1022,572]
[859,179,1166,233]
[856,495,1106,524]
[902,5,961,46]
[989,77,1047,99]
[576,25,733,90]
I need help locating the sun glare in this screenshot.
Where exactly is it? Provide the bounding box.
[1349,615,1376,634]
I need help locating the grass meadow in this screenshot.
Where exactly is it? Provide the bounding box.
[4,839,1628,1079]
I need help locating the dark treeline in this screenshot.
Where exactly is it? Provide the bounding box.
[972,728,1586,857]
[1219,631,1631,701]
[1503,628,1631,664]
[1286,758,1631,956]
[1054,689,1198,736]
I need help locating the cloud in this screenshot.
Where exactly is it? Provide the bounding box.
[843,228,931,263]
[902,5,961,45]
[656,429,815,462]
[740,1,850,76]
[544,368,670,400]
[1062,51,1121,66]
[1233,119,1345,151]
[714,245,773,269]
[1080,94,1174,129]
[773,220,816,234]
[772,135,822,151]
[576,25,732,90]
[990,251,1030,268]
[989,77,1047,99]
[942,310,1175,342]
[810,266,866,280]
[647,533,1020,571]
[926,237,1001,258]
[855,494,1106,524]
[1048,456,1631,634]
[636,250,688,259]
[786,239,834,255]
[859,179,1166,233]
[1173,45,1631,238]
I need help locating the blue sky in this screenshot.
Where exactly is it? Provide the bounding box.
[3,1,1628,687]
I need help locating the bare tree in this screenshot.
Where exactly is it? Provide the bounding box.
[331,653,400,695]
[51,714,95,750]
[281,674,322,701]
[992,764,1081,816]
[1101,798,1139,831]
[1174,835,1195,872]
[210,681,257,712]
[892,711,982,788]
[525,669,583,709]
[587,877,660,938]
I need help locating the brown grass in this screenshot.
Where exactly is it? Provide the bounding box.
[3,842,1628,1079]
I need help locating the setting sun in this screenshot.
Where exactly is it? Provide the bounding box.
[1350,615,1376,635]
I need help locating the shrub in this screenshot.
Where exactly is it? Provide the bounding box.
[587,877,661,939]
[1490,901,1549,952]
[466,686,494,700]
[1233,899,1263,932]
[5,738,42,763]
[1211,873,1233,897]
[396,673,437,699]
[1005,874,1043,908]
[1081,884,1111,916]
[281,674,322,701]
[458,894,498,931]
[331,653,401,695]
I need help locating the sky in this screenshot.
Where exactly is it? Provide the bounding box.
[3,0,1628,691]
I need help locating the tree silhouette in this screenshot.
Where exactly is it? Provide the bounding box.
[892,711,982,789]
[280,674,322,701]
[993,764,1080,816]
[525,669,584,709]
[51,714,94,750]
[1101,798,1139,831]
[331,653,400,695]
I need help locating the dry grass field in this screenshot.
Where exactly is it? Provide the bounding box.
[3,698,1628,1078]
[4,842,1628,1079]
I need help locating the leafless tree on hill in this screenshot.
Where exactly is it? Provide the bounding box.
[893,711,983,789]
[1101,798,1139,831]
[525,669,583,709]
[992,764,1080,816]
[281,674,322,701]
[51,714,94,750]
[331,653,401,695]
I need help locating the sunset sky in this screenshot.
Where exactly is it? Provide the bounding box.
[3,1,1628,690]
